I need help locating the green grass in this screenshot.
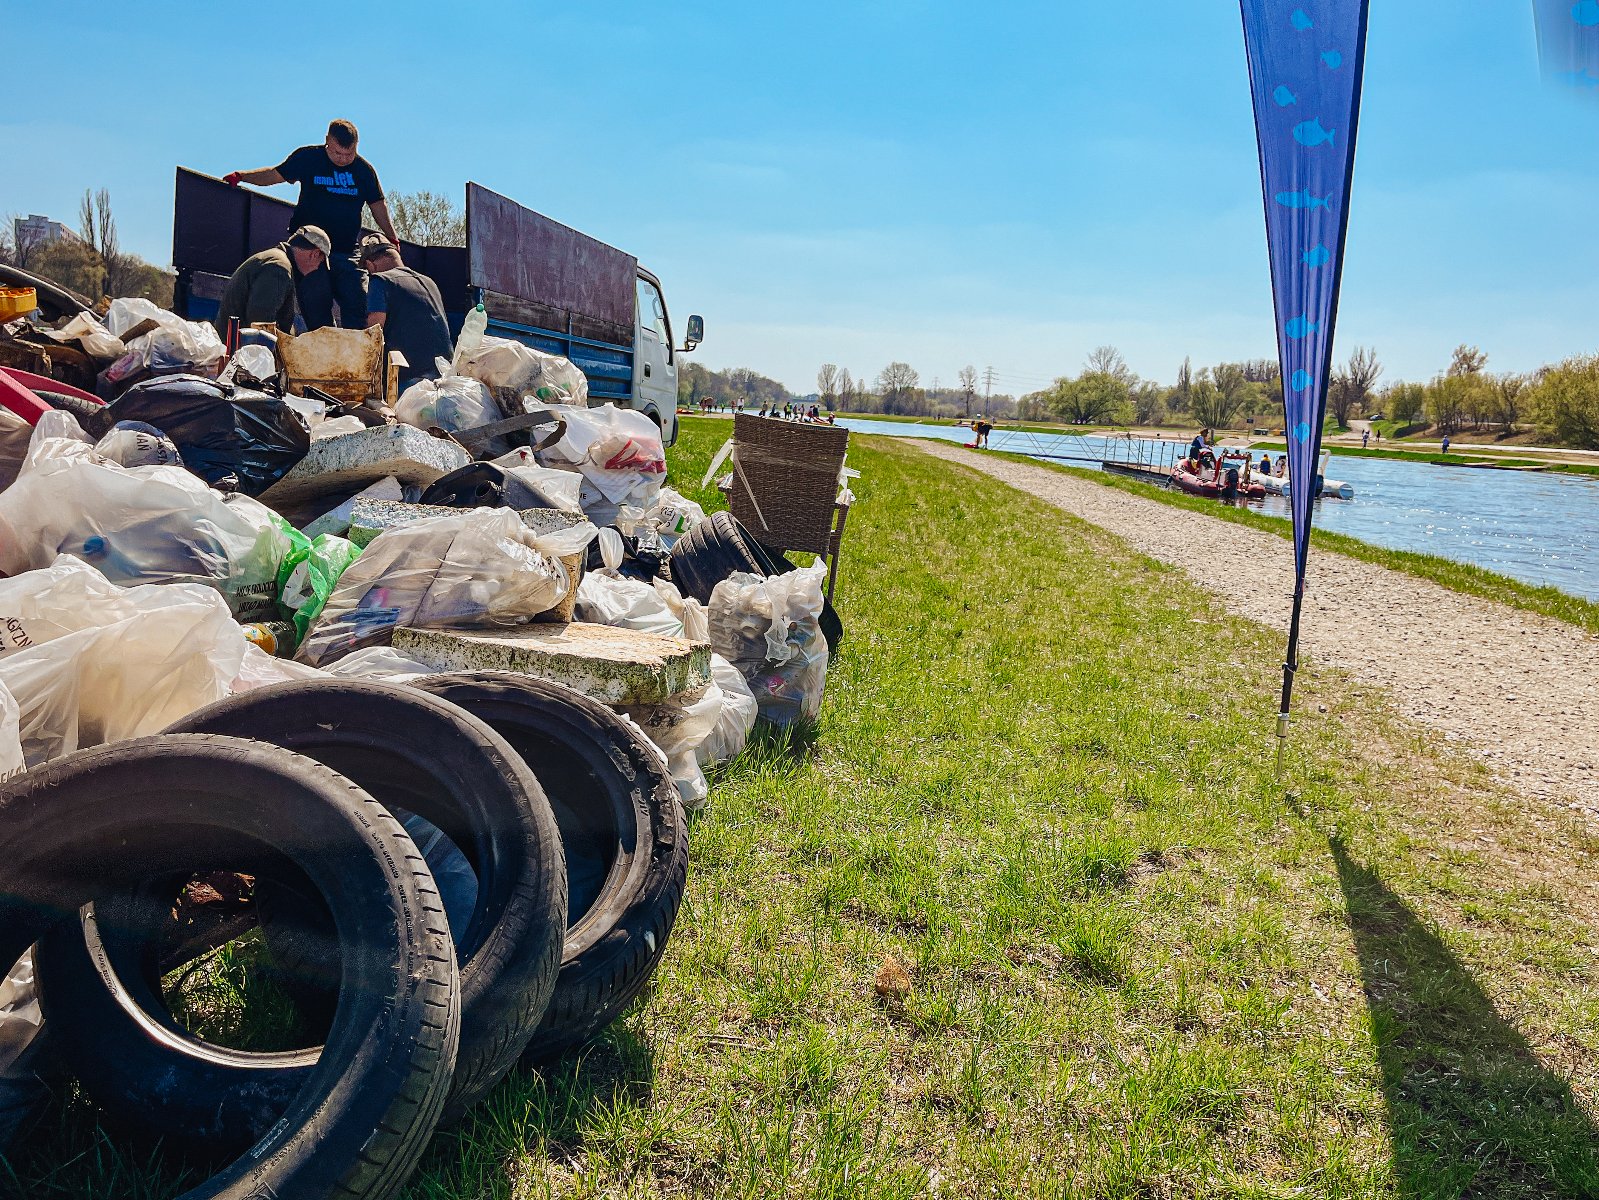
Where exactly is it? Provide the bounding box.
[10,418,1597,1198]
[985,450,1599,636]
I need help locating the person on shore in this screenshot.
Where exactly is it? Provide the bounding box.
[1442,434,1451,455]
[224,119,398,330]
[214,225,329,334]
[1362,429,1370,448]
[357,238,452,392]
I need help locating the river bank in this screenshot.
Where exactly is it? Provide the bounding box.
[920,440,1599,815]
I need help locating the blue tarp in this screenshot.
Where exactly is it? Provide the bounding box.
[1241,1,1369,592]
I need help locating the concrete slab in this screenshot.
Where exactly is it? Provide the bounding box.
[261,424,469,511]
[346,499,588,549]
[393,621,710,705]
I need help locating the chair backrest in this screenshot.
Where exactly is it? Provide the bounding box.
[727,414,849,555]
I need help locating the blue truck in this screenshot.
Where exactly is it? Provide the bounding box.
[170,168,701,443]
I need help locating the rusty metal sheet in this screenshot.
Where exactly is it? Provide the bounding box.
[467,183,637,331]
[278,325,384,406]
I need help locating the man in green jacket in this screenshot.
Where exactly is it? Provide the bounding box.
[214,226,330,334]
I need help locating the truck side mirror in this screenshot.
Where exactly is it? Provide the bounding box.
[681,314,704,352]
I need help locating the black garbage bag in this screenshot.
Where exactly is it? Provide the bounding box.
[90,374,310,496]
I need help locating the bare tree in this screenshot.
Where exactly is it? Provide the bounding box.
[816,364,839,410]
[1086,344,1133,384]
[1,213,50,269]
[1327,346,1381,428]
[384,190,466,246]
[837,368,853,411]
[1448,344,1488,378]
[1169,356,1194,413]
[876,361,920,414]
[957,365,978,417]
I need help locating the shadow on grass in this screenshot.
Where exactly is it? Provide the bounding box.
[1330,837,1599,1199]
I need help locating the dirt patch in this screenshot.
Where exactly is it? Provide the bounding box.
[917,442,1599,818]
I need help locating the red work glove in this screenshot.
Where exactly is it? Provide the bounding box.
[224,172,242,187]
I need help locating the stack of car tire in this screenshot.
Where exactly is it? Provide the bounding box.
[0,672,687,1199]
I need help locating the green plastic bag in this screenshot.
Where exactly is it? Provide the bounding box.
[277,532,361,644]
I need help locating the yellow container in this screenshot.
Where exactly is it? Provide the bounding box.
[0,288,37,320]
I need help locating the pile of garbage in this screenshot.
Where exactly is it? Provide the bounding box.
[0,291,841,1197]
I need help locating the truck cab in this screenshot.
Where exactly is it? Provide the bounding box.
[170,169,701,443]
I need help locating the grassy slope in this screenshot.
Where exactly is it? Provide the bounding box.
[13,420,1597,1199]
[983,450,1599,636]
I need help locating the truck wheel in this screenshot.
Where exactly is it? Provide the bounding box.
[37,679,566,1133]
[410,672,688,1061]
[7,734,458,1200]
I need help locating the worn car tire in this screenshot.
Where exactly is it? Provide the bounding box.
[669,509,843,651]
[411,672,688,1061]
[7,734,458,1200]
[38,679,566,1131]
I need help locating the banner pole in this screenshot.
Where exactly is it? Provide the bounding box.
[1276,580,1306,777]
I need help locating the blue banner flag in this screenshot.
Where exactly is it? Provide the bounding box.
[1533,1,1599,96]
[1240,1,1369,762]
[1241,0,1369,591]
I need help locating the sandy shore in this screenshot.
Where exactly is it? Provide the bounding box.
[918,442,1599,815]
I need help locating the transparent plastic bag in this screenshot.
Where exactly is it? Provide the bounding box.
[454,336,589,412]
[219,344,277,386]
[537,403,666,506]
[396,367,502,448]
[0,415,294,622]
[297,508,568,667]
[320,645,437,681]
[0,564,245,764]
[43,312,125,360]
[575,569,684,637]
[489,448,585,510]
[277,532,361,641]
[697,652,758,767]
[708,562,828,727]
[681,596,710,643]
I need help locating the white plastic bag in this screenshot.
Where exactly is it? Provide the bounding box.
[681,597,710,643]
[575,570,684,636]
[297,508,569,667]
[0,681,21,781]
[94,421,181,468]
[104,297,172,338]
[311,414,367,440]
[708,562,829,727]
[537,403,666,507]
[42,312,124,360]
[644,487,706,545]
[0,563,245,764]
[619,682,723,810]
[490,448,585,511]
[229,642,326,693]
[320,645,437,681]
[697,653,758,767]
[455,336,589,411]
[219,343,278,385]
[0,415,293,622]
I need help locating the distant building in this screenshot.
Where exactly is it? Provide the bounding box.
[13,214,77,250]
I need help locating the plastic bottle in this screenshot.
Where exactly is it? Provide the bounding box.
[452,302,487,373]
[79,535,142,583]
[241,621,298,657]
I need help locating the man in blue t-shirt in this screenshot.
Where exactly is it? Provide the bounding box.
[224,119,400,330]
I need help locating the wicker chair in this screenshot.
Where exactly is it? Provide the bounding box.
[721,414,852,602]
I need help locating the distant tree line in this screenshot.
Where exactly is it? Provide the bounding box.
[2,190,174,306]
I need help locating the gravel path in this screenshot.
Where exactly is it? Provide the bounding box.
[918,442,1599,815]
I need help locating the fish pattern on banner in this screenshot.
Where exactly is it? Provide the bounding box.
[1533,0,1599,96]
[1241,0,1369,589]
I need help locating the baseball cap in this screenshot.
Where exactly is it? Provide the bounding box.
[356,236,396,262]
[289,225,332,258]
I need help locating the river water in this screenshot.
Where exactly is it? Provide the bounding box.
[835,418,1599,603]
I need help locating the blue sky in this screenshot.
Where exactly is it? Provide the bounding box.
[2,2,1592,396]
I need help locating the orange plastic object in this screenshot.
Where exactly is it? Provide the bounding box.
[0,288,37,320]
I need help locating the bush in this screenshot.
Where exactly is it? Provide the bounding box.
[1529,356,1599,449]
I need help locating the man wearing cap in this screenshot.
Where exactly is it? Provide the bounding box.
[214,226,330,335]
[359,238,453,391]
[223,119,397,330]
